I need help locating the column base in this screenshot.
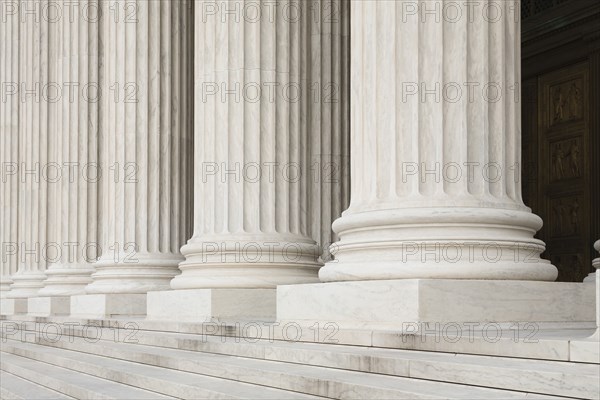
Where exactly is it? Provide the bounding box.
[0,276,13,297]
[7,271,47,298]
[84,253,182,294]
[37,265,94,296]
[147,289,276,322]
[70,294,147,318]
[27,297,70,316]
[0,298,28,315]
[321,207,558,282]
[277,279,595,330]
[173,234,321,289]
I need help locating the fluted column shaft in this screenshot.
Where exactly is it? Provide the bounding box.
[307,0,351,264]
[86,0,193,293]
[39,0,99,296]
[320,0,557,282]
[9,0,52,297]
[173,0,342,289]
[0,4,19,296]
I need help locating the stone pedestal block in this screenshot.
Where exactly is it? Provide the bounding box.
[277,280,595,330]
[70,294,146,318]
[27,297,70,317]
[0,299,28,315]
[147,289,276,322]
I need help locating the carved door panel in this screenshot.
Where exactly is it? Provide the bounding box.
[537,62,590,282]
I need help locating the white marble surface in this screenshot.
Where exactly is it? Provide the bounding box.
[174,0,350,290]
[0,0,19,300]
[570,339,600,363]
[85,0,193,294]
[70,294,147,318]
[36,0,99,297]
[0,299,27,315]
[3,313,596,364]
[27,297,70,317]
[319,0,557,282]
[4,321,598,399]
[147,289,276,322]
[278,279,595,329]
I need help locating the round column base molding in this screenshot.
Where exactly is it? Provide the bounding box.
[174,235,322,289]
[0,275,13,294]
[321,207,558,282]
[170,266,321,289]
[85,253,183,294]
[37,265,95,296]
[7,271,47,298]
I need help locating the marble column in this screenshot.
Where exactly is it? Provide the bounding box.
[38,0,99,296]
[307,0,351,264]
[319,0,558,282]
[172,0,338,289]
[85,0,193,294]
[8,1,51,298]
[0,4,19,296]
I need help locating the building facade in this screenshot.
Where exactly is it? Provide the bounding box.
[0,1,599,397]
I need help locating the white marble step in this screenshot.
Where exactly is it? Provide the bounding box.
[0,371,74,400]
[3,315,596,362]
[7,324,596,399]
[0,352,173,400]
[1,340,323,400]
[2,337,571,400]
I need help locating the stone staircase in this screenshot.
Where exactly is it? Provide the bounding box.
[1,317,598,399]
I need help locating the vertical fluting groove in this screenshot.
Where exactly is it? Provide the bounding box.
[348,0,360,209]
[98,0,106,254]
[138,1,148,253]
[171,0,181,251]
[179,1,187,245]
[375,1,393,201]
[189,0,194,241]
[31,4,39,273]
[467,0,485,197]
[321,0,332,248]
[145,0,156,253]
[309,0,321,242]
[229,0,243,234]
[488,0,505,199]
[505,1,517,202]
[299,0,308,236]
[161,0,172,251]
[277,0,290,234]
[514,6,523,205]
[12,6,19,276]
[17,7,26,273]
[88,0,99,260]
[1,9,6,282]
[330,0,341,243]
[39,1,49,271]
[77,1,86,259]
[3,8,9,275]
[289,0,300,236]
[1,13,5,283]
[442,0,468,197]
[340,0,350,231]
